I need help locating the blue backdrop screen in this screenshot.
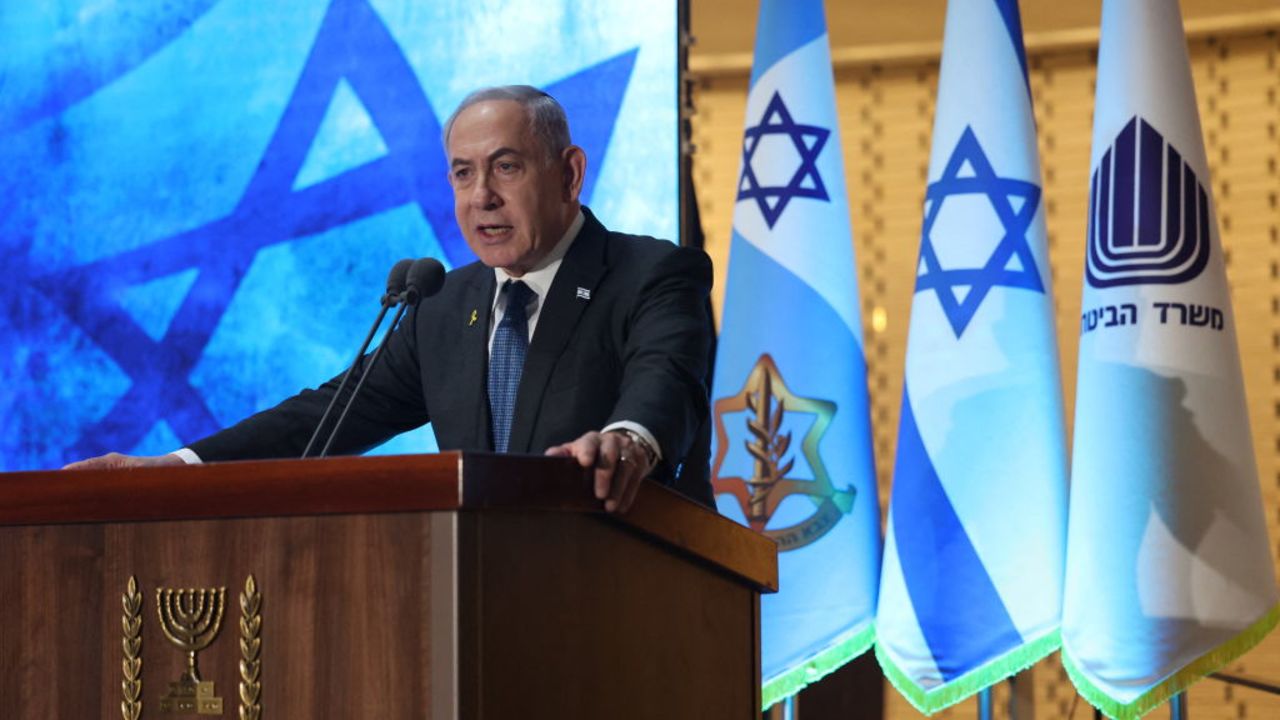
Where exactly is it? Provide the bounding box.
[0,0,678,470]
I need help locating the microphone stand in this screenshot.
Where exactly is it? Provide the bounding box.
[306,256,443,459]
[317,301,411,457]
[300,296,399,459]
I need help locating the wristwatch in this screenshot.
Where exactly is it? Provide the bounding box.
[609,428,657,472]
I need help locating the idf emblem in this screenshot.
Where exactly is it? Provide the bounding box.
[712,354,855,550]
[1086,116,1211,287]
[119,576,262,720]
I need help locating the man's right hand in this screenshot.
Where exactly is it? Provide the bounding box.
[62,453,185,471]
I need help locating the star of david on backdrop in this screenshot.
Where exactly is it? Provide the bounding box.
[11,0,636,461]
[916,125,1045,338]
[736,91,830,229]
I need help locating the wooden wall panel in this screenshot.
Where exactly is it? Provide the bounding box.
[691,73,748,321]
[692,23,1280,720]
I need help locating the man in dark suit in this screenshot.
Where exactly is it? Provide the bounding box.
[68,86,714,512]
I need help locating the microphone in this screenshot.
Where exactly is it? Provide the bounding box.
[318,258,446,457]
[300,258,415,459]
[381,258,413,306]
[401,257,446,305]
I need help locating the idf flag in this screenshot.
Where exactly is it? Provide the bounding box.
[875,0,1068,713]
[710,0,880,707]
[1062,1,1280,717]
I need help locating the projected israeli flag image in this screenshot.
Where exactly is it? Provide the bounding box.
[1062,1,1279,717]
[710,0,880,708]
[0,0,677,470]
[875,0,1068,713]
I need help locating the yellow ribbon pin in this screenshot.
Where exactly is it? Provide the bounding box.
[468,309,478,326]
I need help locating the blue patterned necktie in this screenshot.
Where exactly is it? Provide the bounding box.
[488,280,534,453]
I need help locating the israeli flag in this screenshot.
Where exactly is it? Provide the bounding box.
[709,0,880,707]
[1062,1,1280,717]
[875,0,1068,713]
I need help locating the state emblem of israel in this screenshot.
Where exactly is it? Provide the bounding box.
[712,354,855,551]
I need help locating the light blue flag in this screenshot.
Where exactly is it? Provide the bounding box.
[709,0,880,707]
[874,0,1068,713]
[1062,1,1280,718]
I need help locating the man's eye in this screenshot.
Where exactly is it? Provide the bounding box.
[453,168,471,181]
[497,161,517,173]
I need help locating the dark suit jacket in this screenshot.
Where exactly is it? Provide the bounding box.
[190,209,715,505]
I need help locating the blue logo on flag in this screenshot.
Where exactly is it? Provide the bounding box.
[737,91,831,228]
[916,126,1045,338]
[1086,117,1211,288]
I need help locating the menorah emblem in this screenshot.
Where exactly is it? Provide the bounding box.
[156,587,227,715]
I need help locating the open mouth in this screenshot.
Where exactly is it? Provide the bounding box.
[476,224,513,239]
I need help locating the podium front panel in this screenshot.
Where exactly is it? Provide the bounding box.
[0,513,440,718]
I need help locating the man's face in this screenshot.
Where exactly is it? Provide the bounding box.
[446,100,584,276]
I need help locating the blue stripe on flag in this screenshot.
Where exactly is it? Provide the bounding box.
[993,0,1030,93]
[892,390,1023,680]
[748,0,827,88]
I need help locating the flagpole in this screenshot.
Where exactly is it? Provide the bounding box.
[1170,692,1188,719]
[977,687,993,720]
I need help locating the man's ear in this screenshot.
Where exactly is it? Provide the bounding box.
[561,145,586,202]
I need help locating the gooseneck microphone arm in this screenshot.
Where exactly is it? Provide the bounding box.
[317,301,410,458]
[300,258,413,459]
[317,258,446,458]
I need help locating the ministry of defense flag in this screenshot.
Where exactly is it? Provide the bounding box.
[875,0,1068,713]
[709,0,880,707]
[1062,1,1280,717]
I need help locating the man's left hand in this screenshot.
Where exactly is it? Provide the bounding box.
[545,430,652,513]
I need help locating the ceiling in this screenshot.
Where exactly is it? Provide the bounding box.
[690,0,1280,58]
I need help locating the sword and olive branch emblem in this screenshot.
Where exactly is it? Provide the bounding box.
[712,353,856,550]
[743,368,795,521]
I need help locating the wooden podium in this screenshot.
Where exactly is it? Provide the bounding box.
[0,453,777,719]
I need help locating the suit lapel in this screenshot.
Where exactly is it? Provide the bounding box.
[452,265,497,450]
[507,212,608,453]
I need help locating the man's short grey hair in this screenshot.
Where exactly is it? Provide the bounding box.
[442,85,572,162]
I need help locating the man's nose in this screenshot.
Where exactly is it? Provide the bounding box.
[469,174,501,210]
